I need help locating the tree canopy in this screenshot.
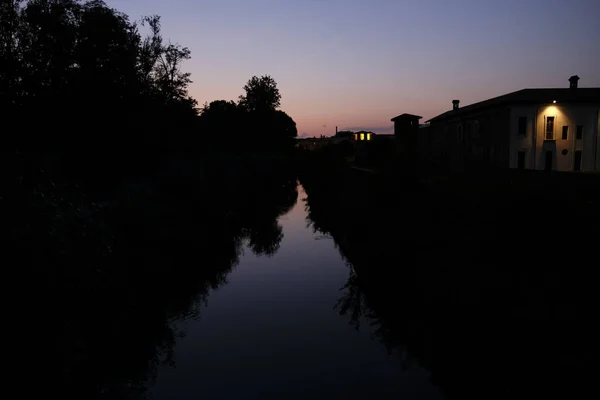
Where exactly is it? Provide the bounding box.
[199,75,296,150]
[238,75,281,113]
[1,0,198,158]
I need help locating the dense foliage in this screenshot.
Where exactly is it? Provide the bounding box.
[199,75,297,151]
[1,2,300,397]
[1,0,198,154]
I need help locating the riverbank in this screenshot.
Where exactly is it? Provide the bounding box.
[298,150,599,398]
[6,150,298,398]
[8,146,598,397]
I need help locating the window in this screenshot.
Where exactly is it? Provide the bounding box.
[545,116,555,140]
[518,116,527,136]
[562,126,569,140]
[576,125,583,140]
[517,151,526,170]
[366,133,371,141]
[574,151,582,171]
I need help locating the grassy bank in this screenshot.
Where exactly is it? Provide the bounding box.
[299,148,599,398]
[6,150,297,398]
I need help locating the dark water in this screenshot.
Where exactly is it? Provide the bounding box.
[12,159,596,399]
[146,184,444,399]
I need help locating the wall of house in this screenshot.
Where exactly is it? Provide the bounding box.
[487,108,511,168]
[509,106,538,169]
[415,126,431,167]
[424,124,445,164]
[510,104,600,171]
[427,107,510,171]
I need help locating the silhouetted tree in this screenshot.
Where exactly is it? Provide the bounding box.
[2,0,199,190]
[3,2,303,398]
[0,1,22,113]
[199,100,243,133]
[238,74,281,113]
[270,109,298,139]
[140,15,194,105]
[199,77,296,150]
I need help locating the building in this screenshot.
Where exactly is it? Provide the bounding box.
[295,136,349,150]
[392,113,423,137]
[353,131,376,141]
[424,76,600,172]
[390,114,423,170]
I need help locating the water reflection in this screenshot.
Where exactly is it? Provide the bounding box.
[305,198,407,358]
[301,170,597,400]
[17,159,297,398]
[145,183,443,399]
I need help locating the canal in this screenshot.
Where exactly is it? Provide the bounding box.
[146,183,445,399]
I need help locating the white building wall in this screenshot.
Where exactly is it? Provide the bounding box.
[509,104,600,171]
[509,106,537,169]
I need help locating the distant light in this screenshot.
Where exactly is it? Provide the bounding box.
[553,100,557,103]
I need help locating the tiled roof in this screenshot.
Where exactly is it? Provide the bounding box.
[427,88,600,123]
[391,113,423,121]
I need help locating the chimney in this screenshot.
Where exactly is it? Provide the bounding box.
[452,100,460,110]
[335,126,338,135]
[569,75,580,89]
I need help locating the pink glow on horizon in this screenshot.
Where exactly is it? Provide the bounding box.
[107,0,600,137]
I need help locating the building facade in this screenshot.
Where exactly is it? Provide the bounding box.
[423,76,600,172]
[509,103,599,171]
[353,131,375,141]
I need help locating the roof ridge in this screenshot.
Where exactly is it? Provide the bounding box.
[426,87,600,122]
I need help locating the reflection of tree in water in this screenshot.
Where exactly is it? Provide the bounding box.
[246,221,284,257]
[226,161,298,258]
[333,257,405,357]
[334,267,369,331]
[302,169,600,399]
[303,185,404,357]
[12,161,297,399]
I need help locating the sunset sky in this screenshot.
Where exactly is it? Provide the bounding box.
[107,0,600,137]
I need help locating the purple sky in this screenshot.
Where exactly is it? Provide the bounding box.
[107,0,600,137]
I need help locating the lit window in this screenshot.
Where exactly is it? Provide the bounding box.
[354,134,357,140]
[366,133,371,141]
[545,116,555,140]
[360,133,365,140]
